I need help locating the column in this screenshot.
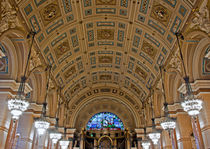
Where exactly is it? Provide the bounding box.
[94,138,97,149]
[0,93,12,148]
[15,112,35,148]
[199,92,210,148]
[67,128,75,149]
[176,113,193,149]
[135,129,143,149]
[126,129,131,149]
[161,130,172,149]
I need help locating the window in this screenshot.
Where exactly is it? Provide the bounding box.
[86,112,124,130]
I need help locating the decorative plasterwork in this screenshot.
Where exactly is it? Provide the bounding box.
[14,0,198,107]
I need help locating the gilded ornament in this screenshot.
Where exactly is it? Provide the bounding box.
[141,41,157,58]
[97,29,114,40]
[96,0,116,5]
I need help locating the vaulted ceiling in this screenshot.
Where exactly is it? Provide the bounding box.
[15,0,198,120]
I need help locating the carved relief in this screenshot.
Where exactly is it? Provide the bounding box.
[70,84,80,95]
[29,49,42,72]
[151,3,171,26]
[96,0,116,5]
[97,29,114,40]
[40,1,61,26]
[141,41,157,58]
[54,40,70,59]
[190,0,210,34]
[0,0,18,34]
[99,56,113,63]
[64,66,76,79]
[135,66,147,80]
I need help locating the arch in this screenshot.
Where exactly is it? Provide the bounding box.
[86,112,124,130]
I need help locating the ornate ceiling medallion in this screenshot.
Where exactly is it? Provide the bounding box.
[40,1,61,26]
[151,3,171,26]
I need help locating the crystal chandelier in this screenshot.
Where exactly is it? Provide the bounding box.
[141,140,151,149]
[34,66,51,136]
[175,32,203,117]
[59,139,70,149]
[50,118,62,144]
[159,66,176,131]
[7,31,36,119]
[8,95,29,119]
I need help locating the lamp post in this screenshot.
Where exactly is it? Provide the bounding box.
[7,31,36,120]
[34,66,51,136]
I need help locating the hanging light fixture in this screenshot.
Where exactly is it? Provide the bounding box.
[49,88,62,144]
[159,66,176,131]
[34,66,51,135]
[8,31,36,119]
[175,32,203,116]
[148,89,161,145]
[59,103,69,149]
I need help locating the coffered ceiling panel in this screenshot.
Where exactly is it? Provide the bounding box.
[16,0,196,103]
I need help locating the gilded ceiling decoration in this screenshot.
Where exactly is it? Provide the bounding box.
[15,0,197,107]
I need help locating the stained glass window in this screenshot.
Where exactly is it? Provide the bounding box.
[86,112,124,130]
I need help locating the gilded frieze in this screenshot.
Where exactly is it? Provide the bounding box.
[151,3,171,26]
[97,29,114,40]
[135,66,147,80]
[96,0,116,5]
[141,41,157,59]
[64,66,76,79]
[98,56,113,63]
[40,1,61,26]
[54,40,70,59]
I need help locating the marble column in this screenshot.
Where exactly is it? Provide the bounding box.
[199,93,210,148]
[67,128,76,149]
[161,130,172,149]
[176,113,193,149]
[135,129,143,149]
[15,112,35,149]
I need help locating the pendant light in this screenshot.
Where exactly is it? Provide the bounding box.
[148,89,161,145]
[49,88,62,144]
[59,104,69,149]
[34,66,51,135]
[8,31,36,119]
[175,32,203,116]
[159,66,176,131]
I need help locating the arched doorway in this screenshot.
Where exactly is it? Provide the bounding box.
[98,136,112,149]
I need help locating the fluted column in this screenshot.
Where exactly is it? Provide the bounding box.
[176,113,193,149]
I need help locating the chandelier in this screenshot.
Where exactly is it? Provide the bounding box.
[34,66,51,136]
[34,117,50,135]
[7,31,36,119]
[175,32,203,117]
[159,66,176,131]
[141,140,151,149]
[59,139,70,149]
[50,117,62,144]
[8,95,29,119]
